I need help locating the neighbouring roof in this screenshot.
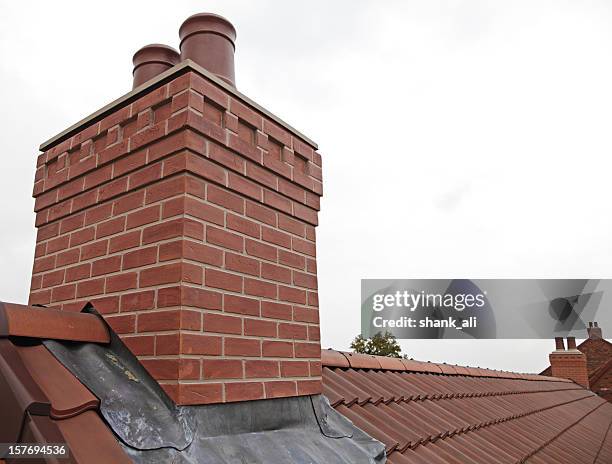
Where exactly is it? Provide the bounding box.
[541,336,612,401]
[0,302,383,464]
[321,349,612,464]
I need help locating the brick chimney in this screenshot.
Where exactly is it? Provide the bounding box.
[587,321,603,339]
[549,336,589,388]
[29,13,323,405]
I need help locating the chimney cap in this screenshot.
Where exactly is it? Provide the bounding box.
[179,13,237,47]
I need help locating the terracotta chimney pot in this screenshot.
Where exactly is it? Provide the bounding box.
[132,44,180,89]
[179,13,237,87]
[587,321,603,339]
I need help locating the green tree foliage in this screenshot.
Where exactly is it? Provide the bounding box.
[350,331,404,358]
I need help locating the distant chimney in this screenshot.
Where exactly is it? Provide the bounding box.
[587,321,603,339]
[30,13,322,405]
[132,44,180,89]
[549,337,589,388]
[179,13,237,87]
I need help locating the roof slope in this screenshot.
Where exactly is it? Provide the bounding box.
[322,350,612,464]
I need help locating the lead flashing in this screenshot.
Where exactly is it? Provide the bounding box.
[39,59,318,152]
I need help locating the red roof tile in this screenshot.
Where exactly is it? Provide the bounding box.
[321,348,350,368]
[0,339,50,443]
[17,344,99,419]
[322,350,612,463]
[0,302,110,343]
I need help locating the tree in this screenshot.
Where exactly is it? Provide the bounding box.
[350,331,404,358]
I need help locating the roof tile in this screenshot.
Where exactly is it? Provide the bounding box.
[342,351,382,370]
[0,302,110,343]
[17,344,99,419]
[320,348,349,368]
[0,339,50,443]
[401,359,442,374]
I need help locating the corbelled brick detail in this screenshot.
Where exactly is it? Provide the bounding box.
[550,350,590,389]
[29,68,323,405]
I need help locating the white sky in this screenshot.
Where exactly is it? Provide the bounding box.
[1,1,611,373]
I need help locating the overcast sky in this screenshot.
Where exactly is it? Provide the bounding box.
[1,1,610,373]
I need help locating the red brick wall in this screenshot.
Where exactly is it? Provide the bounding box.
[29,69,323,405]
[550,351,590,389]
[580,338,612,375]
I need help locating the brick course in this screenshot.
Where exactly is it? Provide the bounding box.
[30,68,322,405]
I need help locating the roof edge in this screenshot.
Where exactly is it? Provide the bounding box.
[321,349,574,383]
[578,336,612,349]
[39,59,318,152]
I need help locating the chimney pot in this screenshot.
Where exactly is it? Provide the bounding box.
[132,44,180,89]
[566,336,577,350]
[554,337,565,350]
[587,321,603,339]
[589,322,593,328]
[179,13,237,87]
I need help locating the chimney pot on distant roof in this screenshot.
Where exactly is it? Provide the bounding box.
[179,13,237,87]
[587,321,603,339]
[132,44,180,89]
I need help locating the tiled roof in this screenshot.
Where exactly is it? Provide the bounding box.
[3,300,612,463]
[0,302,384,464]
[541,336,612,401]
[322,350,612,464]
